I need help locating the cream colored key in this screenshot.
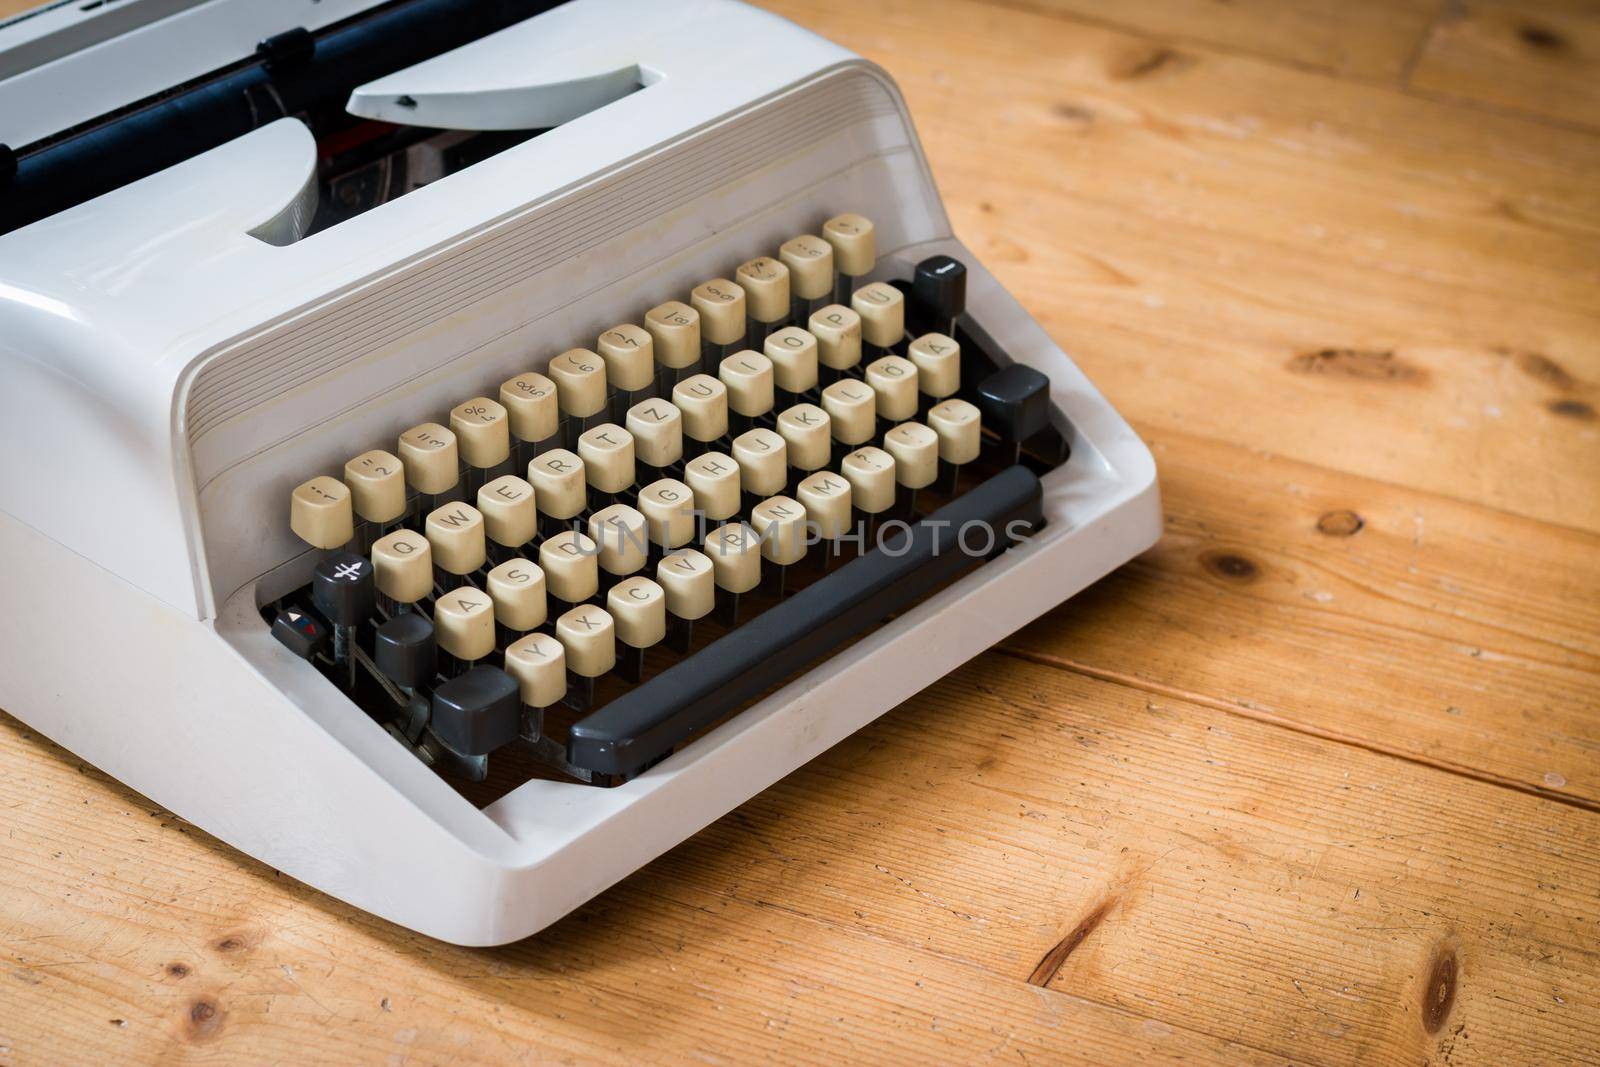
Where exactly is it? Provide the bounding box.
[809,305,862,371]
[539,529,599,604]
[852,282,905,348]
[577,423,634,494]
[371,528,433,604]
[597,324,655,392]
[750,495,807,566]
[398,422,458,495]
[625,398,683,468]
[690,278,746,345]
[672,373,728,443]
[885,421,939,489]
[504,632,566,708]
[732,428,786,497]
[719,350,774,417]
[821,379,875,446]
[290,475,353,549]
[865,355,919,423]
[608,577,666,649]
[704,522,761,595]
[841,446,896,514]
[797,471,852,540]
[556,605,615,678]
[588,503,649,576]
[434,586,495,662]
[638,478,696,548]
[764,326,818,394]
[499,371,559,444]
[527,449,586,520]
[735,256,790,325]
[425,502,486,575]
[547,348,608,419]
[657,549,715,620]
[779,234,835,300]
[450,396,510,469]
[645,300,701,369]
[684,451,740,521]
[822,213,875,276]
[487,558,547,631]
[908,333,960,399]
[929,398,982,465]
[343,450,406,524]
[776,403,830,471]
[477,474,536,547]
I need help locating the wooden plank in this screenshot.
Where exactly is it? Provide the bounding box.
[762,0,1600,532]
[1410,1,1600,131]
[2,652,1598,1063]
[1003,426,1600,805]
[982,0,1441,80]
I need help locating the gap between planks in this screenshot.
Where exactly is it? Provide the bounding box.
[994,644,1600,815]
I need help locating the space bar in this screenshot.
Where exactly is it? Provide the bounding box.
[566,465,1045,779]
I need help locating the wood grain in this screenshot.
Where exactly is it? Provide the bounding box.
[3,652,1598,1064]
[1410,1,1600,130]
[1003,426,1600,805]
[1,0,1599,1063]
[987,0,1442,79]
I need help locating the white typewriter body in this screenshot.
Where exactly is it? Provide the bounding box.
[0,0,1159,944]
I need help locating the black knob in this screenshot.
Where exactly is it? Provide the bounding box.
[431,667,521,756]
[311,551,376,628]
[375,613,437,689]
[271,607,328,660]
[975,364,1051,447]
[913,255,967,328]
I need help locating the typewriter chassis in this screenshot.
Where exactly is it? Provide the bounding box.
[0,2,1159,945]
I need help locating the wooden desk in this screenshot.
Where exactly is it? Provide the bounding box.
[2,1,1596,1062]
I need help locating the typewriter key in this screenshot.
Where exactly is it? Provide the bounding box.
[540,529,599,610]
[645,300,702,389]
[929,398,981,495]
[597,323,656,414]
[425,502,487,583]
[556,605,616,711]
[735,256,790,346]
[822,212,874,304]
[434,586,496,669]
[853,281,905,357]
[656,547,715,653]
[504,632,566,740]
[290,475,354,550]
[764,325,818,407]
[780,234,834,322]
[691,278,746,365]
[477,474,536,560]
[398,422,459,522]
[719,349,774,436]
[608,576,666,682]
[450,396,511,496]
[809,304,862,386]
[672,373,729,455]
[684,452,740,523]
[500,371,560,468]
[371,528,434,609]
[343,449,407,539]
[487,558,546,637]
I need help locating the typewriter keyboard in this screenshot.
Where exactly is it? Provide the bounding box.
[270,214,1068,798]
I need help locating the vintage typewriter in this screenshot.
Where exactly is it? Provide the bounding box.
[0,0,1160,944]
